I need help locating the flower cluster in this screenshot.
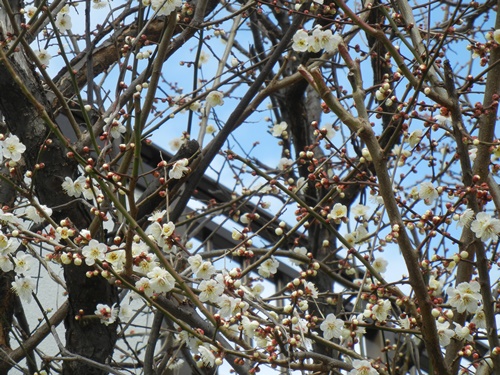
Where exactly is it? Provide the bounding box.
[292,28,342,53]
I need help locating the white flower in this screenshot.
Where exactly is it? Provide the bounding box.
[206,91,224,107]
[150,0,182,16]
[11,276,34,303]
[2,135,26,162]
[188,254,203,273]
[303,281,318,298]
[494,29,500,44]
[352,204,369,220]
[35,49,51,66]
[469,147,477,161]
[25,203,52,224]
[419,181,438,205]
[81,239,107,266]
[292,29,309,52]
[198,279,224,303]
[328,203,347,220]
[457,208,474,228]
[25,6,37,18]
[95,303,118,325]
[372,257,388,274]
[147,266,176,293]
[320,313,344,340]
[257,256,279,278]
[454,323,473,341]
[217,294,237,318]
[472,308,486,329]
[169,137,183,151]
[277,157,293,171]
[320,30,342,53]
[347,360,377,375]
[118,304,133,321]
[92,0,108,9]
[14,251,34,273]
[408,129,423,148]
[195,261,216,280]
[199,51,210,65]
[135,277,154,297]
[169,158,189,179]
[272,121,288,137]
[198,345,216,367]
[307,28,323,52]
[61,176,86,198]
[109,120,126,139]
[55,13,72,33]
[447,280,482,314]
[291,246,307,265]
[241,316,259,338]
[436,321,454,347]
[320,123,336,139]
[471,212,500,242]
[0,254,13,272]
[364,299,391,322]
[0,232,14,254]
[105,249,126,271]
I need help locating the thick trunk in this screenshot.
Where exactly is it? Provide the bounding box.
[0,2,118,373]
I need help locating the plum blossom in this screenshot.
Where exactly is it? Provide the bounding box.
[62,176,86,198]
[11,276,34,302]
[320,313,344,340]
[150,0,182,16]
[0,254,13,272]
[147,266,176,293]
[206,91,224,107]
[303,281,318,298]
[55,12,72,33]
[446,280,482,313]
[347,360,377,375]
[2,135,26,162]
[105,249,126,272]
[95,303,119,325]
[494,29,500,44]
[372,257,388,274]
[198,344,216,367]
[194,261,216,279]
[419,181,438,205]
[135,277,154,297]
[457,208,474,228]
[272,121,288,137]
[35,49,51,66]
[25,202,52,224]
[277,157,293,171]
[472,308,486,329]
[14,251,34,273]
[352,204,369,220]
[328,203,347,220]
[470,212,500,242]
[454,323,473,341]
[198,278,224,303]
[436,321,455,346]
[257,256,279,278]
[364,299,391,322]
[25,6,37,18]
[290,246,308,265]
[320,123,336,140]
[169,158,189,179]
[292,29,308,52]
[82,239,107,266]
[408,129,423,148]
[241,316,259,338]
[92,0,109,8]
